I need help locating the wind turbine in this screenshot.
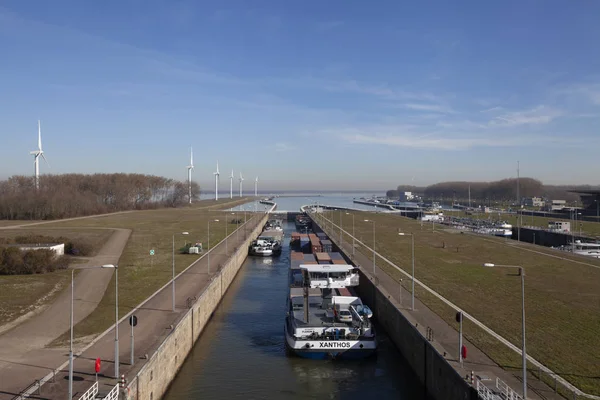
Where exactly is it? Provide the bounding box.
[230,169,234,199]
[29,120,49,190]
[255,176,258,197]
[239,172,244,197]
[187,147,194,204]
[214,162,220,201]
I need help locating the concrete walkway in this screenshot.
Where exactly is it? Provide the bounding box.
[0,215,262,400]
[319,220,566,400]
[0,228,131,398]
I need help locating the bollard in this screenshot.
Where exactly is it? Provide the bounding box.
[470,371,474,385]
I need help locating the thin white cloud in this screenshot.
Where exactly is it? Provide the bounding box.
[489,106,563,127]
[402,103,454,113]
[274,142,294,152]
[480,106,504,113]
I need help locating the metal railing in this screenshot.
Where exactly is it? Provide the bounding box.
[313,212,600,400]
[476,380,499,400]
[77,381,98,400]
[496,377,523,400]
[103,384,119,400]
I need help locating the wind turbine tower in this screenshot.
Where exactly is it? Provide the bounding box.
[230,170,234,199]
[187,147,194,204]
[29,120,49,190]
[255,176,258,197]
[214,162,220,201]
[239,172,244,197]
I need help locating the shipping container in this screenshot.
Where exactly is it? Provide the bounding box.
[329,252,344,260]
[291,251,304,260]
[303,254,317,262]
[314,252,332,262]
[332,259,347,265]
[318,260,333,264]
[316,232,328,239]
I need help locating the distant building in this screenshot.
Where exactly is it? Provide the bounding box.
[546,200,567,211]
[523,197,545,207]
[399,191,415,201]
[548,221,570,233]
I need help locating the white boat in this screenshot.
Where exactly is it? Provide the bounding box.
[571,240,600,258]
[249,237,282,256]
[284,264,376,360]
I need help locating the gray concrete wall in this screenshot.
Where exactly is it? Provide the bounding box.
[311,216,476,400]
[357,273,476,400]
[124,214,268,400]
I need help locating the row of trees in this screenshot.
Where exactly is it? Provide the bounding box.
[388,178,596,203]
[0,173,201,220]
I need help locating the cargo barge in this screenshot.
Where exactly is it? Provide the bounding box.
[285,227,376,360]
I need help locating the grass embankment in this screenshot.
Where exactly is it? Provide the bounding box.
[0,229,113,326]
[47,197,254,344]
[322,211,600,395]
[0,220,42,227]
[445,210,600,238]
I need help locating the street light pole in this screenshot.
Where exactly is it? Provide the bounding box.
[483,263,526,399]
[399,232,416,310]
[114,265,119,379]
[172,232,189,312]
[69,264,117,399]
[69,269,74,400]
[172,235,175,312]
[364,219,376,277]
[346,212,355,256]
[208,219,219,274]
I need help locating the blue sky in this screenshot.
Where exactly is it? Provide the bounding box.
[1,1,599,190]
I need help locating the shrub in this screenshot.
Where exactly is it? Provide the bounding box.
[0,247,68,275]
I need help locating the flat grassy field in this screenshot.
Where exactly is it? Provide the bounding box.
[446,210,600,238]
[325,210,600,395]
[0,229,113,326]
[46,197,254,344]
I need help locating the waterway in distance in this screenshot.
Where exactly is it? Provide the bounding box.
[163,221,425,400]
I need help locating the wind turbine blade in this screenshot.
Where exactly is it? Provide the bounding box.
[190,147,193,167]
[38,120,42,151]
[41,153,50,168]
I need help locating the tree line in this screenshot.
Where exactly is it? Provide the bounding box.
[387,178,596,203]
[0,173,201,220]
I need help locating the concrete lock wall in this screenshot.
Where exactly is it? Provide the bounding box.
[124,214,268,400]
[310,216,476,400]
[357,274,475,400]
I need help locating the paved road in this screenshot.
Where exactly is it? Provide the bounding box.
[320,220,565,400]
[0,228,131,398]
[0,215,263,400]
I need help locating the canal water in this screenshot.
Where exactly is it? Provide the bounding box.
[163,221,424,400]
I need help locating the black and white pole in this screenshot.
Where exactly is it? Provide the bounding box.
[457,311,463,366]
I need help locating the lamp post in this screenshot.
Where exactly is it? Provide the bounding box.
[208,219,219,274]
[113,264,120,379]
[69,264,116,400]
[172,232,189,312]
[346,212,355,256]
[398,232,415,310]
[339,210,343,243]
[225,216,228,255]
[364,219,376,277]
[483,263,527,399]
